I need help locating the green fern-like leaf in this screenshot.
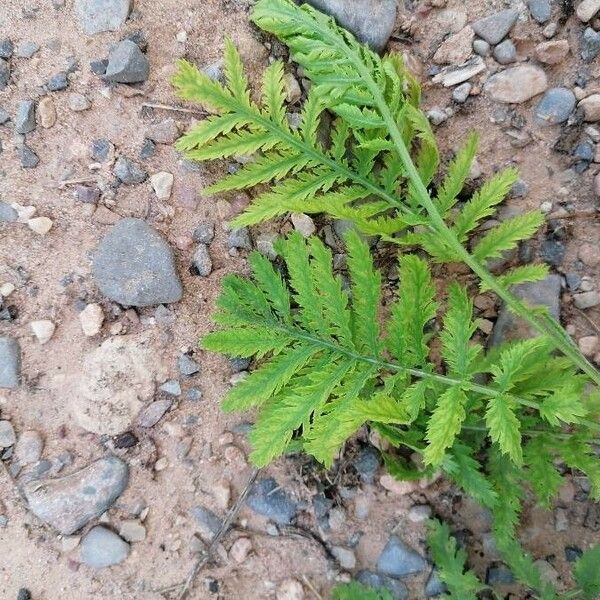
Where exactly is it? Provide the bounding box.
[331,582,394,600]
[573,544,600,600]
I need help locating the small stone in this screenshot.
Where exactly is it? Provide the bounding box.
[150,172,174,200]
[579,94,600,121]
[0,108,9,125]
[15,100,36,134]
[493,39,517,64]
[16,590,31,600]
[577,0,600,22]
[452,82,472,103]
[137,399,172,427]
[176,30,187,43]
[255,232,278,259]
[528,0,552,23]
[0,283,15,297]
[357,571,408,599]
[75,0,131,35]
[472,9,518,45]
[90,59,108,75]
[0,336,20,389]
[92,138,113,162]
[276,579,305,600]
[246,478,298,525]
[112,431,138,448]
[408,504,433,523]
[27,217,53,235]
[290,213,316,237]
[0,39,14,59]
[19,146,40,169]
[534,560,559,586]
[47,72,69,92]
[80,526,129,568]
[14,430,43,465]
[433,26,474,64]
[186,387,202,401]
[191,505,223,539]
[472,39,491,56]
[30,320,56,344]
[432,56,486,87]
[332,546,356,569]
[67,93,91,112]
[555,508,569,531]
[380,474,419,495]
[79,303,104,336]
[578,243,600,267]
[484,65,548,104]
[177,354,200,376]
[486,566,515,585]
[283,73,302,103]
[202,60,224,83]
[103,40,149,84]
[119,520,146,542]
[543,23,557,38]
[425,570,446,597]
[229,537,252,563]
[377,536,428,577]
[227,227,252,250]
[190,244,212,277]
[534,88,576,126]
[145,118,179,144]
[540,240,565,266]
[353,445,380,483]
[0,201,18,222]
[15,41,39,58]
[158,380,181,396]
[581,27,600,62]
[565,546,583,562]
[124,30,148,52]
[38,97,57,128]
[573,291,600,309]
[192,221,215,244]
[535,40,570,65]
[0,59,9,90]
[0,421,16,447]
[113,156,147,184]
[23,457,128,534]
[427,108,450,126]
[75,186,100,204]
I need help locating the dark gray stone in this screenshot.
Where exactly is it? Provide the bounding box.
[91,138,112,162]
[139,138,155,160]
[113,156,147,184]
[137,399,172,427]
[425,570,446,597]
[0,109,9,125]
[528,0,551,23]
[377,536,428,578]
[356,570,408,600]
[485,566,515,585]
[191,505,223,536]
[177,354,200,377]
[472,9,518,45]
[18,145,39,168]
[565,273,581,291]
[124,30,148,53]
[0,201,18,222]
[192,221,215,244]
[540,240,565,267]
[80,526,129,568]
[565,546,583,562]
[15,100,35,134]
[22,456,128,534]
[90,59,108,75]
[246,478,298,525]
[75,0,131,35]
[534,88,576,126]
[103,40,149,84]
[490,275,561,346]
[229,357,251,373]
[581,27,600,62]
[16,589,31,600]
[192,244,212,277]
[353,445,380,483]
[0,39,14,59]
[47,71,69,91]
[92,218,183,307]
[0,336,21,389]
[511,179,529,198]
[186,387,203,401]
[227,227,251,250]
[0,59,9,90]
[304,0,397,52]
[493,39,517,64]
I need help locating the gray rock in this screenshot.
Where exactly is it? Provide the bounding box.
[425,570,446,597]
[0,108,9,125]
[472,9,518,45]
[452,82,472,103]
[113,156,147,184]
[356,570,408,600]
[75,0,131,35]
[177,354,200,377]
[490,275,561,346]
[535,88,576,126]
[124,30,148,52]
[0,39,14,59]
[493,39,517,64]
[15,41,39,58]
[352,445,380,483]
[192,244,212,276]
[90,59,108,75]
[528,0,552,23]
[540,240,565,266]
[192,505,223,538]
[0,421,16,448]
[75,186,100,204]
[246,478,298,525]
[92,218,183,307]
[511,179,529,198]
[18,145,39,169]
[229,357,251,373]
[581,27,600,62]
[485,566,515,585]
[80,526,129,568]
[47,72,69,92]
[22,456,128,534]
[15,100,36,134]
[0,59,9,90]
[103,40,149,84]
[158,379,181,396]
[0,336,21,389]
[186,387,203,401]
[377,536,428,578]
[91,138,113,162]
[0,201,18,222]
[573,291,600,309]
[192,221,215,244]
[304,0,396,52]
[226,227,252,250]
[484,65,548,104]
[472,39,491,56]
[139,138,155,159]
[137,399,172,427]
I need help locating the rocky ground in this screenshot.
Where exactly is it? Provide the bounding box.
[0,0,599,599]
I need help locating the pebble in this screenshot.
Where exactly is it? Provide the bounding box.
[290,213,315,237]
[555,508,569,531]
[528,0,552,23]
[472,9,518,45]
[113,156,147,184]
[227,227,252,250]
[186,387,202,401]
[93,218,182,306]
[432,56,486,87]
[433,26,474,64]
[75,0,131,35]
[577,0,600,22]
[80,526,129,568]
[18,145,39,169]
[47,72,69,92]
[332,546,356,569]
[407,504,433,523]
[276,579,305,600]
[15,41,39,58]
[15,100,36,134]
[246,478,298,525]
[150,171,174,199]
[0,108,9,125]
[535,40,569,65]
[177,353,200,376]
[139,138,155,160]
[0,201,18,222]
[380,474,419,495]
[28,217,53,235]
[377,536,428,578]
[68,93,91,111]
[0,420,16,447]
[30,320,56,344]
[357,570,408,600]
[304,0,396,52]
[543,22,557,38]
[16,590,31,600]
[191,222,214,246]
[145,118,179,144]
[0,39,14,59]
[229,537,252,563]
[255,232,278,259]
[103,40,149,84]
[137,398,172,427]
[79,303,104,336]
[452,82,471,103]
[191,505,223,539]
[119,519,146,542]
[0,59,9,90]
[0,336,21,388]
[573,291,600,309]
[92,138,113,162]
[581,27,600,62]
[23,456,128,534]
[158,380,181,396]
[472,39,491,57]
[493,39,517,64]
[38,97,57,128]
[484,65,548,104]
[14,430,43,465]
[486,566,515,585]
[283,73,302,103]
[75,186,100,204]
[579,94,600,121]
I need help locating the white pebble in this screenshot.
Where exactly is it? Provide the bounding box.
[150,172,174,200]
[176,30,187,43]
[229,537,252,563]
[12,204,36,223]
[27,217,53,235]
[79,303,104,336]
[30,319,56,345]
[0,283,15,297]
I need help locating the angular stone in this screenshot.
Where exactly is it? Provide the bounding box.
[80,526,129,568]
[137,399,172,428]
[0,39,14,59]
[433,26,474,64]
[150,171,174,199]
[22,457,128,535]
[581,27,600,62]
[577,0,600,22]
[472,9,518,45]
[103,40,149,84]
[528,0,552,23]
[113,156,147,184]
[579,94,600,122]
[484,65,548,104]
[535,40,570,65]
[75,0,131,35]
[432,56,486,87]
[15,100,36,134]
[377,536,428,577]
[0,336,21,389]
[47,72,68,92]
[535,88,576,126]
[246,478,298,525]
[93,218,182,306]
[145,118,179,144]
[0,421,16,447]
[304,0,396,52]
[30,320,56,344]
[0,59,9,90]
[38,97,57,128]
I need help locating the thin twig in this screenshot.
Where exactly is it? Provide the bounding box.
[301,574,325,600]
[58,178,98,189]
[176,467,261,600]
[141,101,208,116]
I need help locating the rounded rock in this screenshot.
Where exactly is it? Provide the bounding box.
[30,319,56,345]
[484,65,548,103]
[534,88,576,126]
[80,526,129,568]
[79,303,104,336]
